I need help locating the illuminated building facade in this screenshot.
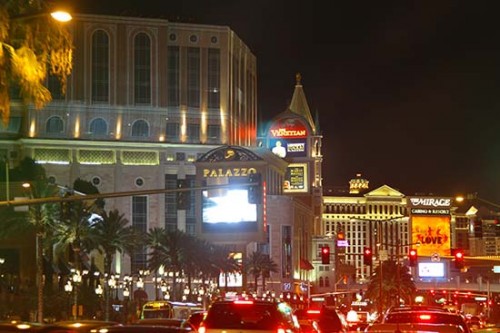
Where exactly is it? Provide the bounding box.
[1,14,257,274]
[1,14,321,298]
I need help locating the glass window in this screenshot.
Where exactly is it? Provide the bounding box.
[134,33,151,104]
[91,30,109,102]
[131,196,148,272]
[165,174,177,230]
[208,48,220,108]
[187,47,200,108]
[166,122,179,142]
[207,124,221,143]
[187,123,200,143]
[167,46,179,107]
[282,226,292,278]
[46,116,64,134]
[131,119,149,137]
[89,118,107,135]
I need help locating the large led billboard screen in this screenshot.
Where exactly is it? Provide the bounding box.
[418,262,445,278]
[411,215,451,256]
[202,188,257,232]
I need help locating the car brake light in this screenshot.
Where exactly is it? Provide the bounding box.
[198,324,206,333]
[277,328,286,333]
[419,314,432,321]
[307,309,321,314]
[234,300,254,305]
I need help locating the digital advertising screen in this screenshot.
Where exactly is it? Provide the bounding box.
[269,138,307,158]
[202,188,258,232]
[283,163,308,193]
[411,215,451,256]
[418,262,445,278]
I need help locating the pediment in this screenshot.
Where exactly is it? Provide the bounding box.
[365,185,405,198]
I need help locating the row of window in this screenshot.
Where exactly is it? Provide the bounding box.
[324,204,407,215]
[84,30,221,107]
[46,116,221,142]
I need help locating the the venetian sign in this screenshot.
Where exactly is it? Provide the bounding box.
[268,117,309,139]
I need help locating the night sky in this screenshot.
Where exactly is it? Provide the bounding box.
[72,0,500,202]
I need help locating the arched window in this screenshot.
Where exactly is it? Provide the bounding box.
[134,33,151,104]
[319,277,324,287]
[89,118,107,135]
[46,116,64,134]
[131,120,149,137]
[92,30,109,102]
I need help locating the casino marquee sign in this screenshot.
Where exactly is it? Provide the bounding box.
[408,197,451,215]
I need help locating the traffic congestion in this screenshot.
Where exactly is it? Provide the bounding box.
[0,292,497,333]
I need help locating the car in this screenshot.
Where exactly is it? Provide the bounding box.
[316,306,348,333]
[366,310,471,333]
[293,309,320,333]
[345,310,371,331]
[0,321,49,332]
[198,299,300,333]
[186,311,207,330]
[133,318,195,331]
[95,325,192,333]
[49,320,121,333]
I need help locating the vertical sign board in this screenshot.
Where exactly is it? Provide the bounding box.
[408,197,451,257]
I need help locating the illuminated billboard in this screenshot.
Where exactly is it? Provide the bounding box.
[270,139,307,158]
[418,262,445,278]
[283,163,308,193]
[268,117,309,139]
[411,215,451,256]
[202,188,257,232]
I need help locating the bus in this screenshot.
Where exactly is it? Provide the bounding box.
[140,301,203,320]
[140,301,174,319]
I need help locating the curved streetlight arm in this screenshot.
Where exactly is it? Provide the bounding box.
[10,10,72,22]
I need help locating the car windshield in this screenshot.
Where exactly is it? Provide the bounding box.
[204,302,285,329]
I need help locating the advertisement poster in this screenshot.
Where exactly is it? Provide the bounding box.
[270,138,307,158]
[283,163,308,193]
[411,215,451,256]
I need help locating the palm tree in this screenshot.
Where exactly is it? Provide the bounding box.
[260,255,279,292]
[26,180,59,323]
[92,208,142,320]
[246,251,264,292]
[0,0,73,122]
[364,260,416,313]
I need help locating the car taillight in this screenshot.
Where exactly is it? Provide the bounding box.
[198,324,206,333]
[277,328,286,333]
[234,300,254,305]
[418,314,432,321]
[307,309,321,315]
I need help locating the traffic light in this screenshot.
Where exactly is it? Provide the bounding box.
[247,172,262,204]
[454,249,465,269]
[409,248,418,267]
[363,247,372,266]
[176,179,190,210]
[321,246,330,264]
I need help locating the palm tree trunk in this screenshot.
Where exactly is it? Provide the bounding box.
[36,232,44,323]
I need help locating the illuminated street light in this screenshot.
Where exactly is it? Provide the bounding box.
[50,11,72,22]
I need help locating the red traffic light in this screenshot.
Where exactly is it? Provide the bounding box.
[409,248,418,267]
[321,246,330,264]
[454,249,465,269]
[363,247,372,266]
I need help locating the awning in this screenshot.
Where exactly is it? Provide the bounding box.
[299,258,314,270]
